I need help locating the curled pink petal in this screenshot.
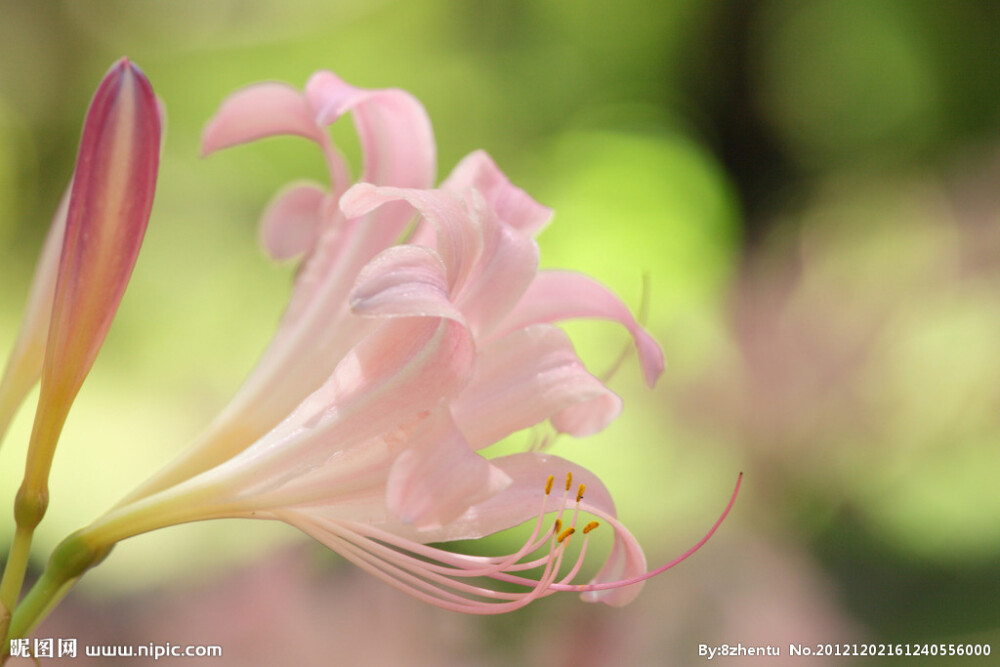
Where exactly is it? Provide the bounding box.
[350,245,464,323]
[306,71,436,189]
[496,270,665,387]
[443,150,553,235]
[201,82,324,156]
[387,407,511,530]
[258,182,328,260]
[340,183,483,291]
[452,325,622,448]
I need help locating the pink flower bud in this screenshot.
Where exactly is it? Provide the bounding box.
[19,58,160,514]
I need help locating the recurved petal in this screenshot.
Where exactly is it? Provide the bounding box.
[258,182,328,260]
[495,270,665,387]
[452,324,622,448]
[201,82,324,155]
[443,151,553,235]
[578,518,648,607]
[340,184,483,292]
[350,245,464,323]
[387,407,511,530]
[305,71,436,189]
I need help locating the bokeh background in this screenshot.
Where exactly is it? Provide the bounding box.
[2,1,999,664]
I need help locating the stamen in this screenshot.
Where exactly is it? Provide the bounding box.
[564,472,573,492]
[282,510,572,615]
[277,471,741,614]
[576,483,586,503]
[553,472,743,594]
[545,475,554,495]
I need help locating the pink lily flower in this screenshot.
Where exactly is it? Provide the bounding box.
[86,71,739,613]
[9,58,160,520]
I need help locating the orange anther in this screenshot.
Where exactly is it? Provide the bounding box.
[557,527,576,543]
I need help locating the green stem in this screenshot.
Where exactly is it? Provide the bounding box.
[0,524,36,623]
[3,530,111,653]
[5,571,79,645]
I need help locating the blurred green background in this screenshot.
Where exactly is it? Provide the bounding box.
[1,0,999,664]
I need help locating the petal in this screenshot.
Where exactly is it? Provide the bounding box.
[452,324,622,448]
[495,270,665,387]
[578,520,648,607]
[453,191,539,338]
[201,82,324,155]
[350,245,464,323]
[258,182,328,260]
[341,184,483,292]
[305,71,436,189]
[443,150,553,235]
[387,407,511,530]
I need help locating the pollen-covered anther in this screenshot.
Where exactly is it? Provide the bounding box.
[556,527,576,543]
[576,483,586,503]
[553,518,562,535]
[582,521,599,534]
[564,472,573,492]
[544,475,554,495]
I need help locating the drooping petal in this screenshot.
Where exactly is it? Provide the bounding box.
[452,325,622,448]
[306,71,436,190]
[494,270,665,387]
[443,150,553,235]
[350,245,464,323]
[200,82,325,155]
[387,406,511,530]
[258,182,328,260]
[340,184,483,292]
[0,189,69,448]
